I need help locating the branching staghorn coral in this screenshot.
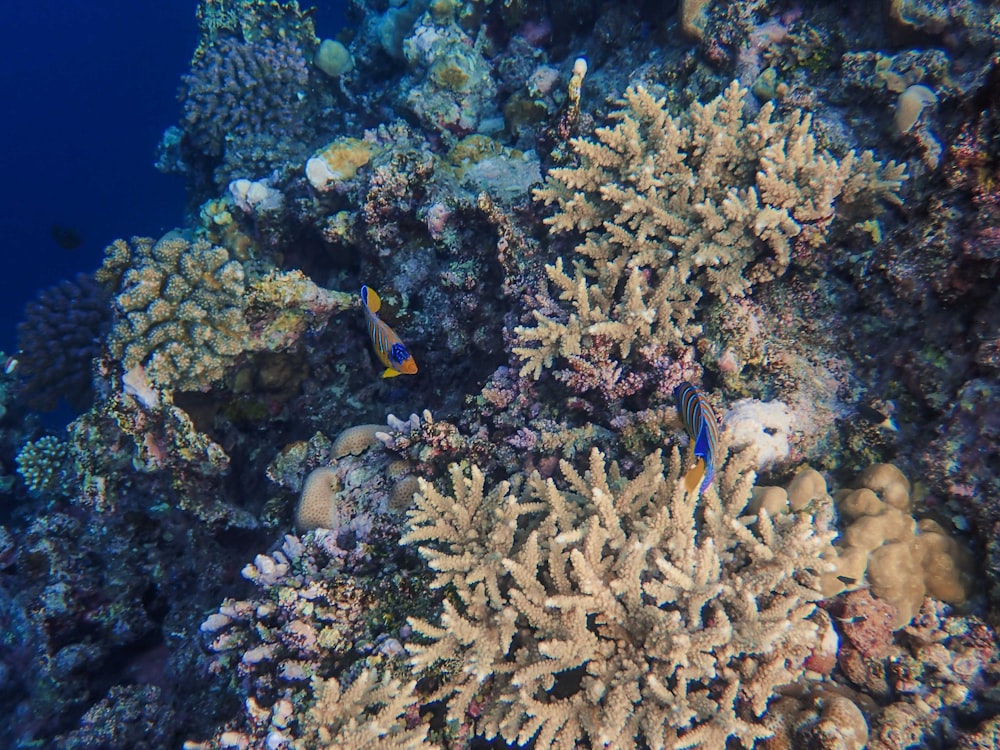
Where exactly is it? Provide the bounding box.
[515,81,906,379]
[402,445,836,749]
[307,669,436,749]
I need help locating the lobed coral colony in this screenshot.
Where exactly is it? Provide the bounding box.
[4,0,1000,749]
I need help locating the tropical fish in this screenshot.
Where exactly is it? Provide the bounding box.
[51,224,83,250]
[360,285,418,378]
[675,381,720,493]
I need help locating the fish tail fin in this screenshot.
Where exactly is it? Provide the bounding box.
[683,458,706,494]
[361,285,382,313]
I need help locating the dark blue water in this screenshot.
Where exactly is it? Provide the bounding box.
[0,1,348,355]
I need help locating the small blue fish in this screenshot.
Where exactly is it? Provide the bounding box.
[675,382,720,493]
[360,285,418,378]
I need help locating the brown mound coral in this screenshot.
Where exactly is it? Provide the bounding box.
[823,464,973,628]
[294,417,420,533]
[764,687,870,750]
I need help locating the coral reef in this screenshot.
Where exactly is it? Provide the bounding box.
[190,523,432,748]
[14,435,74,499]
[403,446,834,748]
[402,10,498,135]
[192,0,317,61]
[8,1,1000,748]
[55,684,176,750]
[764,686,870,750]
[98,234,353,395]
[306,137,376,191]
[836,598,1000,750]
[305,669,433,748]
[98,233,249,392]
[179,34,315,186]
[820,463,973,628]
[515,81,905,382]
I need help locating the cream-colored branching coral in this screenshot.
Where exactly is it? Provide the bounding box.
[402,446,836,749]
[99,237,353,393]
[305,669,436,749]
[515,81,906,378]
[98,232,249,391]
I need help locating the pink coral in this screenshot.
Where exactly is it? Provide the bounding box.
[637,342,702,401]
[554,336,649,402]
[425,201,452,240]
[833,589,897,661]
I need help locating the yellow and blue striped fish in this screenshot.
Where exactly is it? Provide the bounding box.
[675,381,720,493]
[360,285,418,378]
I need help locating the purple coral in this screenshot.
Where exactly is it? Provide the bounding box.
[16,273,110,412]
[554,336,649,402]
[180,36,314,183]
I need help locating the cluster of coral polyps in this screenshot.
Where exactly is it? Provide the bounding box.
[515,81,905,381]
[403,445,834,749]
[97,232,249,392]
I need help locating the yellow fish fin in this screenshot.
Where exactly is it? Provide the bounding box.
[683,458,705,494]
[382,367,402,378]
[363,285,382,314]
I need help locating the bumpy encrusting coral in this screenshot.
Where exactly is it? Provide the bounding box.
[402,445,836,749]
[515,81,906,379]
[98,233,249,392]
[181,35,313,183]
[15,272,110,411]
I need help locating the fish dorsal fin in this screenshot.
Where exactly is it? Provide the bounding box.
[361,285,382,314]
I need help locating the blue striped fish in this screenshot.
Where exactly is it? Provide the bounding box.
[675,382,720,493]
[360,285,418,378]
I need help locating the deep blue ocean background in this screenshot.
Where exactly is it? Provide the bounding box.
[0,0,347,355]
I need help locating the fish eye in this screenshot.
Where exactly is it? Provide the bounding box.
[390,343,410,364]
